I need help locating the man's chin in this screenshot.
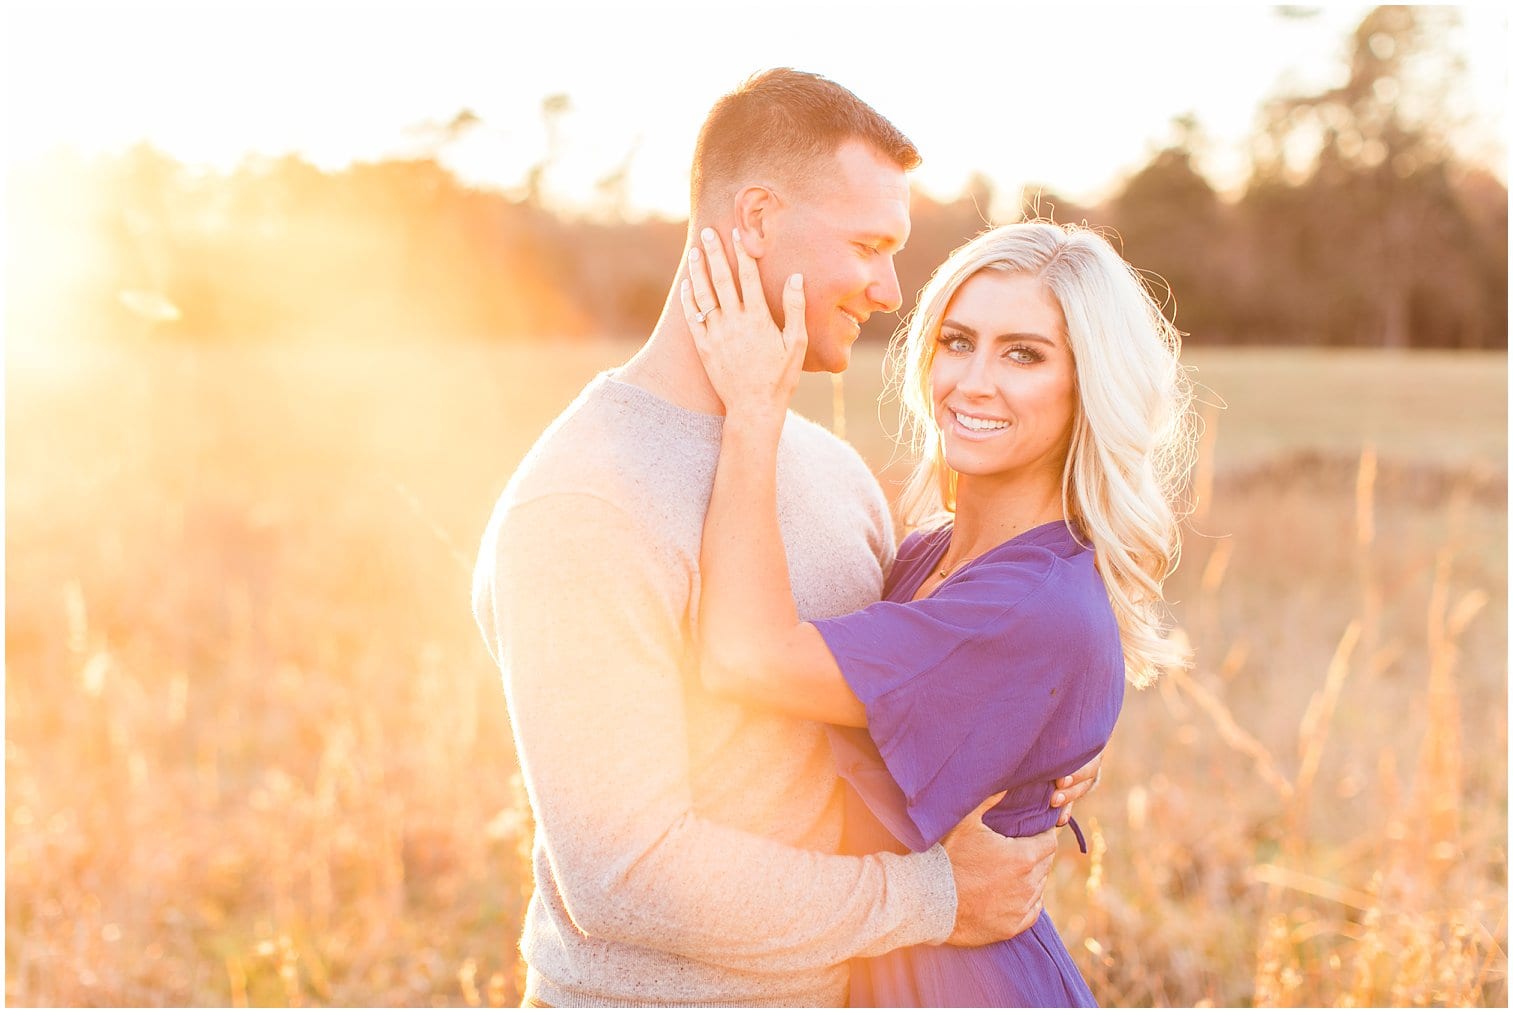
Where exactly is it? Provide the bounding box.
[802,343,852,374]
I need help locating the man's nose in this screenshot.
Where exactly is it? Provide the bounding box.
[869,258,903,314]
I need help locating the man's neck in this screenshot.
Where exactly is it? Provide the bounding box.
[616,251,726,415]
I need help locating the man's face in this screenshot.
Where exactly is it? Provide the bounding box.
[759,140,911,373]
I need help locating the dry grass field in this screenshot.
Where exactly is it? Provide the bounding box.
[5,336,1507,1006]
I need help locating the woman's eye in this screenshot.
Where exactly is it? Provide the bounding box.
[1006,345,1043,364]
[938,334,972,353]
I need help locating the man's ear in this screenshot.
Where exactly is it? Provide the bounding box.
[732,185,778,256]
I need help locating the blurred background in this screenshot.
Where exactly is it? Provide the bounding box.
[5,1,1507,1006]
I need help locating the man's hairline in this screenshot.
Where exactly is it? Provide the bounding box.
[694,136,914,219]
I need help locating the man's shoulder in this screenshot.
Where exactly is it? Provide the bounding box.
[500,376,629,500]
[782,408,857,454]
[498,375,714,509]
[474,375,715,584]
[471,378,697,638]
[781,410,880,488]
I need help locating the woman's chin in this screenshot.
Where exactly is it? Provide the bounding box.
[943,452,994,478]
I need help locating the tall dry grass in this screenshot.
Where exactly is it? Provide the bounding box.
[5,338,1507,1006]
[1053,427,1507,1007]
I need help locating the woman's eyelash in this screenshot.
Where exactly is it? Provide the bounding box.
[1006,344,1045,362]
[936,333,1045,362]
[937,332,971,351]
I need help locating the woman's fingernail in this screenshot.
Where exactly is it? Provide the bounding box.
[701,227,715,242]
[789,274,802,288]
[1051,793,1065,807]
[732,227,741,243]
[689,246,700,262]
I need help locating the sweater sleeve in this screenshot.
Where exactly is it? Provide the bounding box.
[473,492,957,974]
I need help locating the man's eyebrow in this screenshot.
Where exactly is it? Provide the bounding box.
[860,233,906,251]
[940,319,1060,346]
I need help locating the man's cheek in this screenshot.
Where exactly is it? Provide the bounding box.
[806,301,828,338]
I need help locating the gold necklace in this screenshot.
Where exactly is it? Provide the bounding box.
[935,519,1062,581]
[936,552,978,580]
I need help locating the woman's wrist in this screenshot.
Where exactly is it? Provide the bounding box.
[721,402,787,440]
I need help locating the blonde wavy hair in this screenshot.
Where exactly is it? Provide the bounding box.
[887,221,1198,686]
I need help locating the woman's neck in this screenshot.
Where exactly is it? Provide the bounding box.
[945,473,1066,561]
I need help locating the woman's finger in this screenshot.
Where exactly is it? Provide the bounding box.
[732,228,763,309]
[679,280,714,363]
[687,244,718,318]
[679,279,704,333]
[699,227,742,310]
[780,273,807,355]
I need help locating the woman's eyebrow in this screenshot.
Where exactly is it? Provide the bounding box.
[941,319,1060,346]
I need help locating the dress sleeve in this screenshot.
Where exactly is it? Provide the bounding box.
[811,545,1101,851]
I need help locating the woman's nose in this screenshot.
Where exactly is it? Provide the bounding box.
[956,352,995,396]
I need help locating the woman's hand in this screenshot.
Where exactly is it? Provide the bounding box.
[1051,750,1104,826]
[680,226,807,425]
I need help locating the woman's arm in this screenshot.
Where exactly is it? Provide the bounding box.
[682,227,867,727]
[701,414,867,726]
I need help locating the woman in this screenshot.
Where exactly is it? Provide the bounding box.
[680,220,1195,1006]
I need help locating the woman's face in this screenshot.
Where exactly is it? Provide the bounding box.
[929,270,1077,488]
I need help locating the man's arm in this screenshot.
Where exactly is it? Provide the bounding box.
[477,492,960,974]
[945,803,1057,947]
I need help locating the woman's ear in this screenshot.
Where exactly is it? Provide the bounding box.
[732,185,778,257]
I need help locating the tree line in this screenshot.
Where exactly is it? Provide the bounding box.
[7,6,1504,350]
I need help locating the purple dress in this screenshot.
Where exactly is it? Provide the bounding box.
[811,520,1123,1008]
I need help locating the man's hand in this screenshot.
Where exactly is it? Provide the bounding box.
[1051,750,1104,827]
[941,801,1057,947]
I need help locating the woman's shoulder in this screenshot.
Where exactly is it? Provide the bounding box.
[967,525,1113,631]
[952,521,1076,583]
[973,521,1094,578]
[897,523,952,561]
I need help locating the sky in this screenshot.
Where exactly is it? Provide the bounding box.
[4,1,1508,220]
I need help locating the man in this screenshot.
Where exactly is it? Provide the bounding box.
[473,69,1098,1007]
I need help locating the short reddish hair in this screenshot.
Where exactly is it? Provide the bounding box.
[689,68,920,218]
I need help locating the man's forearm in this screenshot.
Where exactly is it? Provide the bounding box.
[530,789,957,972]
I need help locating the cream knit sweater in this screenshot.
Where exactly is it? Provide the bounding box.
[472,373,956,1007]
